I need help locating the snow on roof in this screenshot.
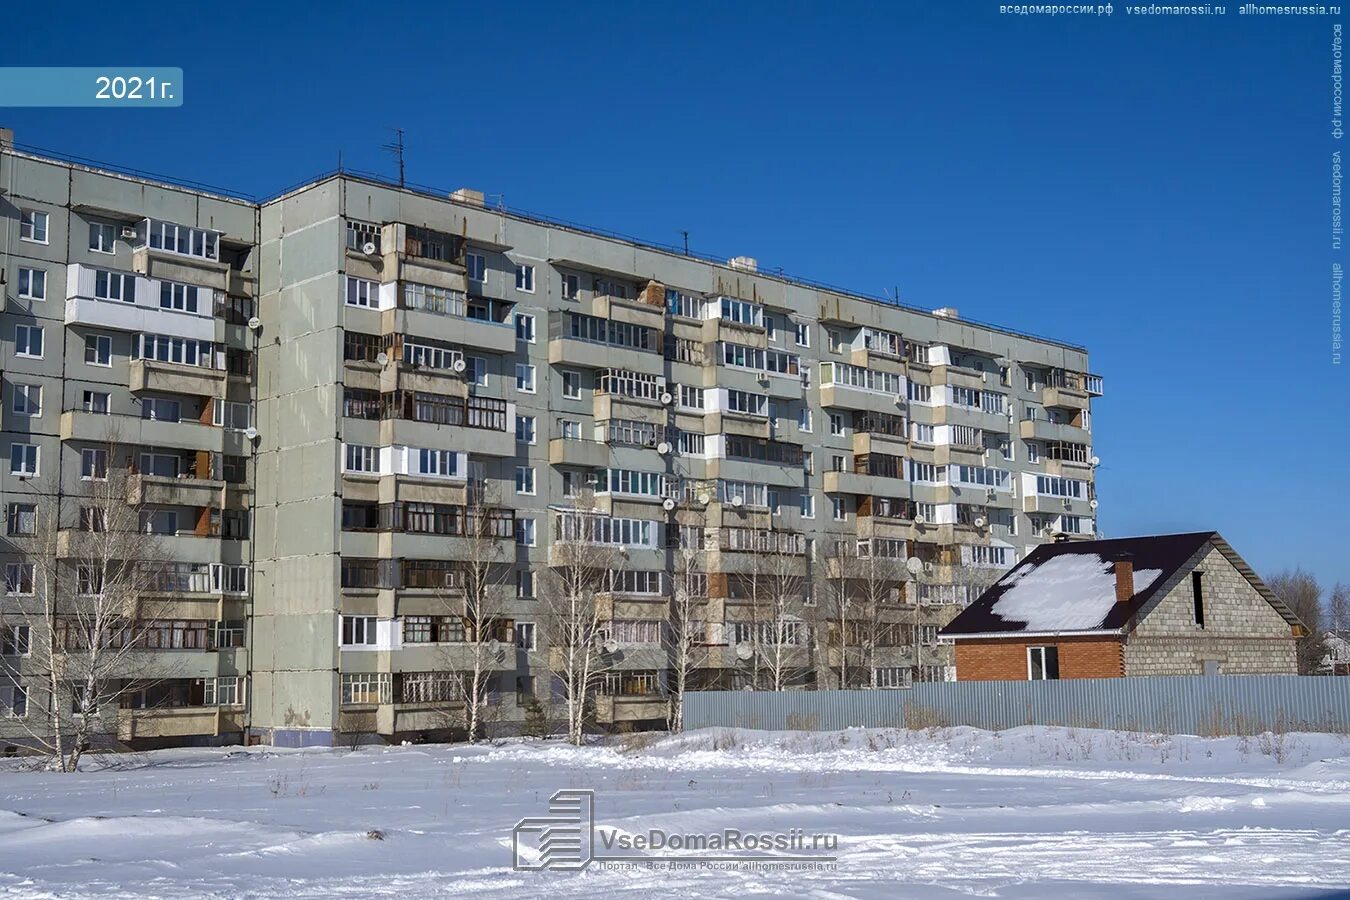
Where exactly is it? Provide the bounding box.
[988,553,1163,632]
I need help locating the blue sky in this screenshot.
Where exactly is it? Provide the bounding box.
[5,2,1346,589]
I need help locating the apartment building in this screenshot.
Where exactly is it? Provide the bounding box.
[0,131,1101,747]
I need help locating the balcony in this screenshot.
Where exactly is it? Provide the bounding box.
[61,411,240,454]
[126,472,230,508]
[66,265,219,342]
[549,437,612,469]
[387,307,516,355]
[117,707,224,740]
[1020,418,1091,444]
[129,359,228,397]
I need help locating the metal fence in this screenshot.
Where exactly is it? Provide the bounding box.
[684,676,1350,735]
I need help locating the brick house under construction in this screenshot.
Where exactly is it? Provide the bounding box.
[939,532,1305,680]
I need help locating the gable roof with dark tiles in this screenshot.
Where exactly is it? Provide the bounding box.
[939,531,1299,638]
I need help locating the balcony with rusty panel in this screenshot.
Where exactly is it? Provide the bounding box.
[824,452,906,496]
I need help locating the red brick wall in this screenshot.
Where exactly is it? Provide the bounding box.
[954,636,1124,681]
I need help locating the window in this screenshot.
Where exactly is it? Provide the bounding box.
[212,564,250,595]
[341,673,391,705]
[558,419,581,441]
[466,252,486,282]
[800,494,816,518]
[89,221,116,253]
[10,444,38,478]
[416,448,459,478]
[12,384,41,418]
[467,356,488,388]
[516,517,536,546]
[515,263,535,292]
[561,370,581,399]
[1192,571,1206,629]
[146,220,219,259]
[139,509,179,535]
[0,682,26,718]
[17,267,45,301]
[1028,646,1060,680]
[341,616,378,647]
[344,444,378,473]
[5,563,34,596]
[1025,441,1042,463]
[725,389,767,416]
[205,677,242,707]
[515,622,537,650]
[798,408,813,432]
[794,321,811,347]
[907,382,933,403]
[515,363,536,393]
[157,281,201,313]
[516,415,537,444]
[562,273,580,299]
[142,396,181,422]
[213,401,253,431]
[345,276,377,308]
[15,325,43,358]
[515,313,536,343]
[830,414,844,436]
[134,334,216,368]
[911,423,935,443]
[84,334,113,366]
[875,667,910,690]
[7,503,36,536]
[832,496,846,521]
[517,569,535,599]
[678,385,704,410]
[19,209,48,244]
[402,282,466,317]
[76,566,104,596]
[515,466,536,495]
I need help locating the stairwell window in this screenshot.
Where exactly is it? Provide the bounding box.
[12,384,41,418]
[562,370,581,399]
[1027,646,1060,680]
[515,363,537,393]
[514,264,535,293]
[83,390,110,414]
[515,466,536,496]
[466,253,486,283]
[514,313,536,343]
[80,448,107,481]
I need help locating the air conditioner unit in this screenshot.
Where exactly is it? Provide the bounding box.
[120,225,138,240]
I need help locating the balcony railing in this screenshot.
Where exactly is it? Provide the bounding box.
[854,453,905,480]
[1047,368,1105,397]
[853,413,907,439]
[379,391,508,431]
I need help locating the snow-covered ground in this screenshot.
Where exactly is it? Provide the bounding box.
[1,726,1348,898]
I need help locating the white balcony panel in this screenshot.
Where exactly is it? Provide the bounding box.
[65,264,215,341]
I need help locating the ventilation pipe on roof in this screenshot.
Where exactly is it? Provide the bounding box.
[1114,554,1135,602]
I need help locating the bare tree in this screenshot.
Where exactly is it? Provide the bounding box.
[1329,583,1350,636]
[1266,569,1324,675]
[1,448,172,771]
[444,491,512,743]
[665,542,708,733]
[749,528,812,691]
[542,492,622,745]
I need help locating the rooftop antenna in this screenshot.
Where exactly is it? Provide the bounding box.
[680,230,690,256]
[382,128,405,188]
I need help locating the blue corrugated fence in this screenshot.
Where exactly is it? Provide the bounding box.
[683,677,1350,735]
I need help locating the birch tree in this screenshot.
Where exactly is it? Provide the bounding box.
[445,493,512,743]
[1,451,172,771]
[665,542,707,733]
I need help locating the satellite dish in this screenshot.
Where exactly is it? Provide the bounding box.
[243,426,259,442]
[246,316,262,332]
[452,358,467,374]
[660,391,674,405]
[1089,499,1099,510]
[735,643,754,660]
[973,516,987,528]
[656,441,671,455]
[375,351,389,366]
[602,639,619,654]
[696,493,710,506]
[905,557,923,576]
[662,498,677,512]
[913,514,926,526]
[1090,455,1101,467]
[362,241,378,256]
[730,495,744,508]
